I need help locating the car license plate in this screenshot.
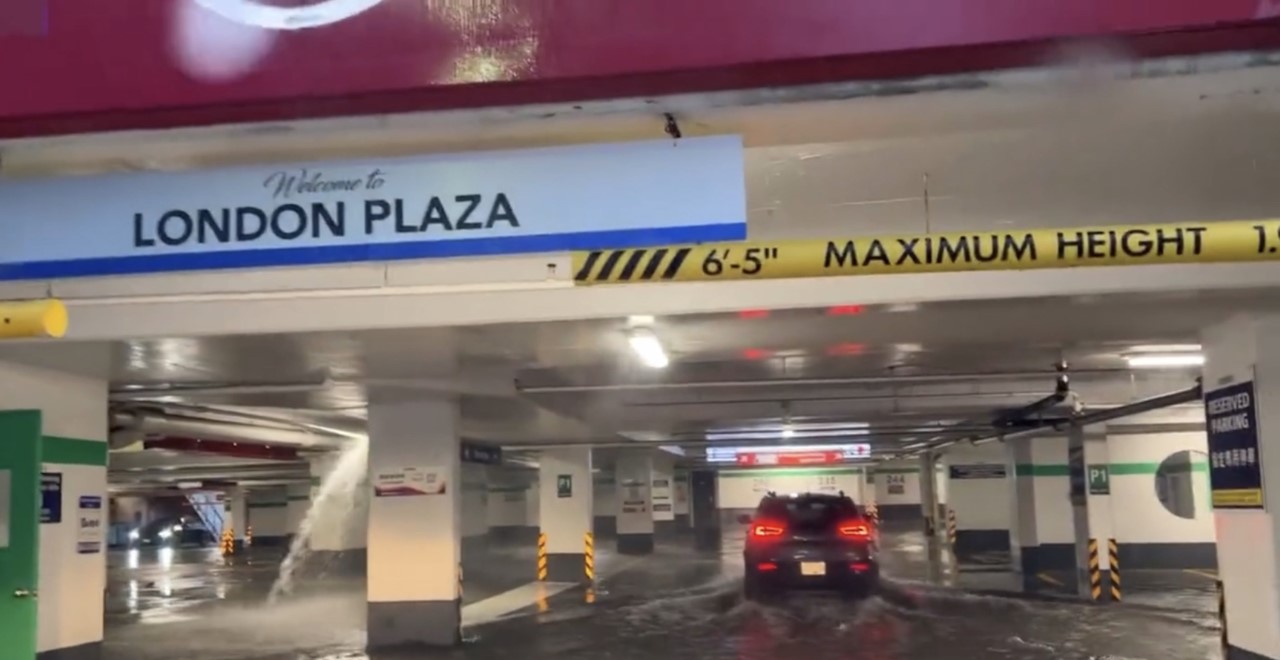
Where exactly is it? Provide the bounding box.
[800,561,826,576]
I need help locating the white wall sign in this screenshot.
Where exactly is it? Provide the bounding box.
[374,466,447,497]
[0,136,746,281]
[76,496,103,554]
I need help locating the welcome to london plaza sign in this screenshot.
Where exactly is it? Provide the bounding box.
[0,136,746,280]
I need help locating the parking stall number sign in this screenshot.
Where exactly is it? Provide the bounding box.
[1205,378,1265,509]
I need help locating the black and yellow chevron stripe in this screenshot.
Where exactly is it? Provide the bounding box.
[574,247,693,283]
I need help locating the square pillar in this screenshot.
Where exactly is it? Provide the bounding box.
[366,396,461,649]
[0,358,109,660]
[309,452,369,557]
[224,486,247,549]
[651,454,677,539]
[285,482,311,544]
[942,443,1012,560]
[615,452,655,554]
[537,448,593,583]
[673,471,691,528]
[1203,315,1280,659]
[690,469,720,552]
[1008,434,1074,584]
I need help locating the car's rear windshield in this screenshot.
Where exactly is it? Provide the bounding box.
[757,497,859,526]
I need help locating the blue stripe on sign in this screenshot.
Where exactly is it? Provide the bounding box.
[0,222,745,281]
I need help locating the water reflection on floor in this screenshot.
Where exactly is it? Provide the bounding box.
[102,534,1221,660]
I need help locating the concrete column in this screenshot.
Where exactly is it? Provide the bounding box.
[1083,429,1114,590]
[918,451,943,577]
[673,471,691,528]
[1067,425,1095,598]
[0,357,109,659]
[592,470,617,537]
[1203,314,1280,660]
[366,396,462,648]
[245,486,290,546]
[919,452,939,537]
[941,443,1012,560]
[1008,434,1075,583]
[538,448,594,583]
[284,482,311,543]
[461,464,490,558]
[690,469,720,552]
[615,452,655,554]
[225,486,248,549]
[651,454,676,538]
[309,452,369,555]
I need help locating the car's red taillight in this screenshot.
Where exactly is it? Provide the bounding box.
[838,522,871,539]
[749,521,786,539]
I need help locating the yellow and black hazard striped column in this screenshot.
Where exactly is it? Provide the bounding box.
[945,508,957,550]
[584,532,596,584]
[457,563,464,601]
[1108,538,1122,602]
[537,533,549,581]
[1087,539,1103,602]
[866,503,879,527]
[220,527,235,557]
[574,247,694,284]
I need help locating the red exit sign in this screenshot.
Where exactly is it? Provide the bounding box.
[736,451,842,466]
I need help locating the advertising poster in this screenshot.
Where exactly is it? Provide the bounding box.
[373,466,447,497]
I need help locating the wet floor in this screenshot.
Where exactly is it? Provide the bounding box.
[101,531,1223,660]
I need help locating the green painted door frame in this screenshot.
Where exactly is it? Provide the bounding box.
[0,410,42,660]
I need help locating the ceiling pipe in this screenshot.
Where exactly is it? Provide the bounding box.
[517,369,1132,394]
[112,379,331,399]
[992,370,1071,429]
[968,381,1203,448]
[110,411,350,450]
[625,390,1066,408]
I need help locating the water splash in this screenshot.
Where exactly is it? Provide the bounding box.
[268,436,369,603]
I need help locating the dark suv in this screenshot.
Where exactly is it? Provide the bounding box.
[742,492,880,599]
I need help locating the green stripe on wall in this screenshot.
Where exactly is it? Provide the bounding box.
[287,495,310,502]
[44,436,108,466]
[248,502,288,509]
[871,468,918,475]
[1015,464,1070,477]
[1015,462,1209,477]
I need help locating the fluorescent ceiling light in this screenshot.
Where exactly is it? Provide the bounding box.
[1128,343,1202,353]
[628,328,669,368]
[781,424,795,439]
[1125,353,1204,368]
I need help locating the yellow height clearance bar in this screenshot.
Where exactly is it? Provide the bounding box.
[572,220,1280,285]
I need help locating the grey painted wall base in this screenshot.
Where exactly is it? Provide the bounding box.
[654,520,679,538]
[617,533,655,554]
[1020,542,1219,571]
[545,552,589,583]
[307,548,368,576]
[593,516,617,537]
[1118,542,1217,570]
[953,530,1011,559]
[1227,644,1277,660]
[1019,544,1077,573]
[674,513,691,528]
[461,534,489,557]
[37,641,101,660]
[250,535,288,547]
[368,599,461,648]
[694,527,722,552]
[876,504,924,522]
[490,525,540,545]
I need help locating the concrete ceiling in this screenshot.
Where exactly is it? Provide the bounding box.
[3,53,1274,483]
